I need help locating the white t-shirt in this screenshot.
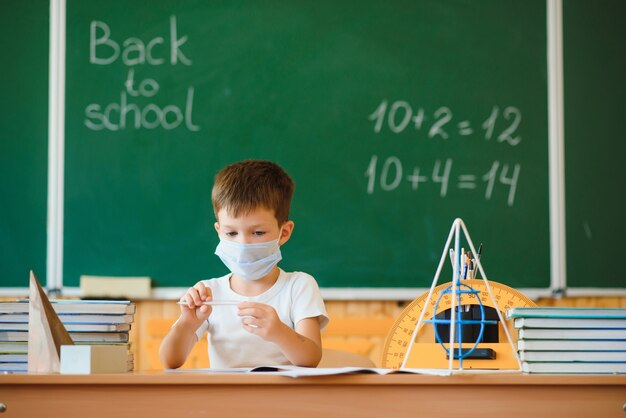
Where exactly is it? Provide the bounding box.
[194,269,328,368]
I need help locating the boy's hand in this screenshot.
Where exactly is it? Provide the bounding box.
[178,282,213,329]
[237,302,288,342]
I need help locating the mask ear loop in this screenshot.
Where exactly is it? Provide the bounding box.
[276,225,285,247]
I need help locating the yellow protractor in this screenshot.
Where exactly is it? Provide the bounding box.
[381,279,536,369]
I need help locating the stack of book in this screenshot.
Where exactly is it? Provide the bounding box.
[0,299,136,373]
[507,307,626,374]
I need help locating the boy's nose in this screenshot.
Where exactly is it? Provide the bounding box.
[239,234,256,245]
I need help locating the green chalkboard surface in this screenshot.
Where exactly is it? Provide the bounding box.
[63,0,550,289]
[0,0,49,288]
[564,0,626,288]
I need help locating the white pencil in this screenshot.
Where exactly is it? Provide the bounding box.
[176,301,240,306]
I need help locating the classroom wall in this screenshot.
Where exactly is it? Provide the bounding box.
[2,294,624,370]
[2,1,625,371]
[131,297,626,370]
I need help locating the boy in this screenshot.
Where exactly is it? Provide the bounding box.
[159,160,328,369]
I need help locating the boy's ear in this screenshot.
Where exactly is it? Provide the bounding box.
[279,220,295,246]
[214,221,220,234]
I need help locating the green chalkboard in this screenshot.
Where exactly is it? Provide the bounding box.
[0,0,49,288]
[63,0,550,289]
[564,0,626,288]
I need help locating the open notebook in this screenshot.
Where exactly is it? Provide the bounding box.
[165,365,520,378]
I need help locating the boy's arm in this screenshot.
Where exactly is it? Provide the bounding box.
[281,316,323,367]
[238,302,322,367]
[158,320,200,369]
[159,283,213,369]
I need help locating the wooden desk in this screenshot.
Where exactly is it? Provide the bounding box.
[1,372,625,418]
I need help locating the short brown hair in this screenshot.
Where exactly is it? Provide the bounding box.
[211,160,295,225]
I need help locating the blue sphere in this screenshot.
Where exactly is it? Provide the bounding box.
[431,283,489,360]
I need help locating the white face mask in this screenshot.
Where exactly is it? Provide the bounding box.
[214,235,282,281]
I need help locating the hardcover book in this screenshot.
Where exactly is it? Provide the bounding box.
[519,351,626,362]
[507,307,626,319]
[522,361,626,374]
[518,328,626,340]
[0,300,136,315]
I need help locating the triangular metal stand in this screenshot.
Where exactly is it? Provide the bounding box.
[27,270,74,373]
[400,218,521,373]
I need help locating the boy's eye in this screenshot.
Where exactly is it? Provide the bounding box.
[253,231,266,236]
[225,231,238,237]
